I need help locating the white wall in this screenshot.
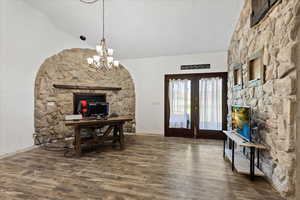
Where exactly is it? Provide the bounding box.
[121,51,228,134]
[0,0,90,156]
[0,0,5,155]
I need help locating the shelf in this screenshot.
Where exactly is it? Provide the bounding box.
[223,131,268,150]
[53,84,122,91]
[225,149,264,177]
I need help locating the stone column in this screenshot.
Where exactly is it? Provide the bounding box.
[228,0,299,198]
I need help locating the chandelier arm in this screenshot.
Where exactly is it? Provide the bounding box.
[80,0,99,4]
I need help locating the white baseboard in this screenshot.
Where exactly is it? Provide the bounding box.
[128,132,164,136]
[135,129,164,135]
[0,145,38,160]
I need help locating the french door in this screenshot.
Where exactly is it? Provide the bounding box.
[164,73,227,139]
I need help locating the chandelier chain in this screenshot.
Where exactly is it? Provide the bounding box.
[80,0,119,70]
[80,0,104,39]
[102,0,105,40]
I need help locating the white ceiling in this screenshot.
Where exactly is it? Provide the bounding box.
[26,0,244,59]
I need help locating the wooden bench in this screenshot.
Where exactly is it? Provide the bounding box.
[222,131,268,180]
[65,117,133,157]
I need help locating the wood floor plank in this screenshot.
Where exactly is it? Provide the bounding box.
[0,135,283,200]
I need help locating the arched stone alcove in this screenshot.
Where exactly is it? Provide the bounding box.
[34,48,136,143]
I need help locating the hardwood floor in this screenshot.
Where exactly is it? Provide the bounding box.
[0,135,283,200]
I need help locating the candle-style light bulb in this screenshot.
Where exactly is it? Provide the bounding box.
[93,55,100,62]
[87,57,93,64]
[107,48,114,56]
[107,56,114,63]
[113,60,120,67]
[96,45,102,53]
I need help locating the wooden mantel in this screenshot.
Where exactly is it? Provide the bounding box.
[53,84,122,91]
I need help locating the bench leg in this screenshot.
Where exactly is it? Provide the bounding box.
[257,149,260,168]
[232,140,235,171]
[119,124,125,149]
[250,147,255,180]
[223,137,226,158]
[75,126,82,157]
[112,125,118,143]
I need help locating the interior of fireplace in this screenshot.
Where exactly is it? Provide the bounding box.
[73,93,108,118]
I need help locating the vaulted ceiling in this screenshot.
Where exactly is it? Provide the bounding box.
[26,0,244,59]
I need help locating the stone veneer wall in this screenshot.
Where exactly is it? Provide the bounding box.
[296,9,300,199]
[228,0,299,199]
[34,48,136,143]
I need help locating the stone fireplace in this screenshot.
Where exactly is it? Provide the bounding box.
[34,48,136,143]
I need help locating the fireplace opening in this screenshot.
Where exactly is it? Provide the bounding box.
[73,93,108,118]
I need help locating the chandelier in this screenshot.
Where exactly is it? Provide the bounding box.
[81,0,119,71]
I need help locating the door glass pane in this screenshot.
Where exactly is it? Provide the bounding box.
[169,79,191,129]
[199,77,222,130]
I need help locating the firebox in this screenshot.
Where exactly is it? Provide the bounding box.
[73,93,108,117]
